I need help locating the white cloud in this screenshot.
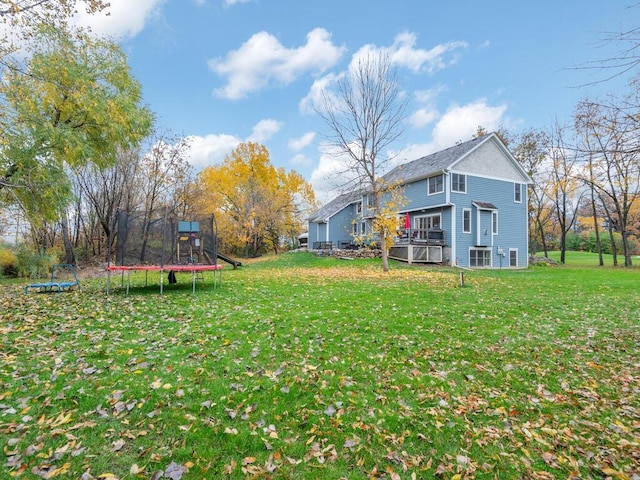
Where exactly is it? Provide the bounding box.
[184,119,282,171]
[288,132,316,151]
[185,133,241,170]
[247,119,282,143]
[409,108,438,129]
[308,145,363,204]
[408,86,446,129]
[299,73,341,115]
[431,100,507,146]
[290,153,313,167]
[209,28,347,99]
[72,0,166,39]
[351,32,468,75]
[224,0,251,5]
[395,99,509,162]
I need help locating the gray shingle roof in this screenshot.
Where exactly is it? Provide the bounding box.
[383,135,484,184]
[308,135,499,222]
[307,190,361,222]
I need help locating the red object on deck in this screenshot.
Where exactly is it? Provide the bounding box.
[403,213,411,229]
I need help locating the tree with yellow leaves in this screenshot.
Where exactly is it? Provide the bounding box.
[196,142,316,257]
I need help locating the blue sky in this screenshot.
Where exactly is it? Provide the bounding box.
[73,0,636,201]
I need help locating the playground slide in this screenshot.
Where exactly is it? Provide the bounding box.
[204,249,242,268]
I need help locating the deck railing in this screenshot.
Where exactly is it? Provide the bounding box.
[394,228,445,246]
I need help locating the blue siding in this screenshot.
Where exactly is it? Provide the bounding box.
[309,166,528,267]
[403,178,446,209]
[329,204,358,245]
[307,222,328,244]
[451,176,528,267]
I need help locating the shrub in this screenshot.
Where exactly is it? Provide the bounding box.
[0,247,18,277]
[15,246,60,279]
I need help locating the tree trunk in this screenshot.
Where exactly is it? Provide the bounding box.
[621,230,633,267]
[536,220,548,257]
[608,223,618,266]
[380,234,389,272]
[590,187,603,266]
[61,214,76,265]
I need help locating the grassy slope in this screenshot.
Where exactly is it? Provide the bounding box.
[1,252,638,479]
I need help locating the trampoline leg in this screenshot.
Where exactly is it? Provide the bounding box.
[160,269,164,295]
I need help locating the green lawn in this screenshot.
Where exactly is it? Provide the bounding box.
[1,253,638,479]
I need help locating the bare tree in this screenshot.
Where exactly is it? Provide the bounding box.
[511,129,554,257]
[74,147,144,258]
[575,5,640,85]
[315,53,407,272]
[137,132,193,262]
[548,121,583,264]
[574,97,640,267]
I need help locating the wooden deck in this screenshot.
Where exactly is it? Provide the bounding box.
[389,229,446,264]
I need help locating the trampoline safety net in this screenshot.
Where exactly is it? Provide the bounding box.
[109,209,218,267]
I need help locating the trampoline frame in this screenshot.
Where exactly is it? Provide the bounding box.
[106,208,222,294]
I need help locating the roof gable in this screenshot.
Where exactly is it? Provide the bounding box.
[307,190,360,222]
[384,133,532,185]
[451,134,532,183]
[383,136,484,184]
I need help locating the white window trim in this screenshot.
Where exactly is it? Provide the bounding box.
[509,248,518,267]
[451,173,466,193]
[428,174,444,195]
[469,247,492,268]
[415,213,442,228]
[462,208,471,234]
[514,183,522,203]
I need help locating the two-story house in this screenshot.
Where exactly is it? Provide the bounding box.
[307,133,533,268]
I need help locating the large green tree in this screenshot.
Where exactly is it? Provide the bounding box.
[0,26,153,263]
[1,0,109,60]
[0,26,153,225]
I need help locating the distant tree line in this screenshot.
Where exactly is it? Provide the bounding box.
[0,4,316,271]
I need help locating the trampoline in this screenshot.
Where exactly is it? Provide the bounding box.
[106,264,222,294]
[106,208,223,294]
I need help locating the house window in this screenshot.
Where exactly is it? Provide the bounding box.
[352,222,358,235]
[451,173,466,193]
[462,208,471,234]
[509,248,518,267]
[361,222,366,235]
[364,194,374,209]
[470,248,491,267]
[356,201,362,214]
[428,175,444,195]
[415,214,441,240]
[492,211,498,234]
[514,183,522,203]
